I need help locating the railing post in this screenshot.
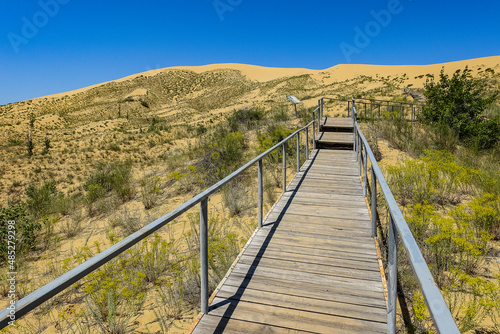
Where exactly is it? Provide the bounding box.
[354,126,357,155]
[305,126,309,159]
[348,101,351,117]
[258,159,263,228]
[200,198,209,314]
[370,100,373,119]
[312,112,316,150]
[371,168,377,238]
[321,98,324,119]
[352,98,355,122]
[358,138,362,177]
[296,132,300,172]
[388,215,398,334]
[282,142,287,193]
[363,147,367,197]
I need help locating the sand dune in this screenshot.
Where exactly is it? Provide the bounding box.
[39,56,500,101]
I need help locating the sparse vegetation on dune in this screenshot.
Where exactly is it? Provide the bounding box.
[360,66,500,333]
[0,60,499,333]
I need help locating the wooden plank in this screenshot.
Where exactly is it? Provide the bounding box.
[193,149,386,333]
[222,272,386,308]
[216,285,386,322]
[243,246,379,271]
[235,255,382,281]
[260,221,373,237]
[316,132,354,143]
[207,297,386,334]
[192,314,313,334]
[321,117,354,127]
[247,236,378,262]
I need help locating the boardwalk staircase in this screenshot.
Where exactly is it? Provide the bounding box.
[316,117,354,150]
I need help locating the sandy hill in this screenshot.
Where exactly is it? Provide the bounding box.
[0,55,498,200]
[0,55,499,333]
[1,55,499,206]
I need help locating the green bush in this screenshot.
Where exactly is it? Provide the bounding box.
[227,107,264,132]
[451,194,500,239]
[422,67,499,150]
[196,126,247,185]
[257,125,295,159]
[0,203,41,264]
[25,179,62,217]
[387,150,475,206]
[84,160,133,203]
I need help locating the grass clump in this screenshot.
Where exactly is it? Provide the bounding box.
[195,125,247,186]
[139,173,161,210]
[84,160,133,215]
[25,179,62,217]
[82,252,147,333]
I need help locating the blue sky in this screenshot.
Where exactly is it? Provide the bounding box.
[1,0,499,105]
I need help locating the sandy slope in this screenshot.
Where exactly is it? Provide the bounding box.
[38,56,500,101]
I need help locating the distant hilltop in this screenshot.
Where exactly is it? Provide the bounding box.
[34,55,500,102]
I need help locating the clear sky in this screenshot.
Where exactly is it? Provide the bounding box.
[1,0,499,105]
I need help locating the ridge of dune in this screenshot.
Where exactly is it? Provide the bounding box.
[34,56,500,102]
[323,56,500,83]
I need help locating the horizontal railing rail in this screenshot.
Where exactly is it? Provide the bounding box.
[320,97,421,121]
[0,120,315,328]
[351,103,459,333]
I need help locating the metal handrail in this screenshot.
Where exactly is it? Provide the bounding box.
[351,105,459,333]
[0,120,315,328]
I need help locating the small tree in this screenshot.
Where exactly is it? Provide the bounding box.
[42,137,51,155]
[26,112,36,156]
[422,67,498,150]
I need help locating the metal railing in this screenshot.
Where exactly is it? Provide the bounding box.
[0,120,315,328]
[322,97,422,121]
[351,103,459,333]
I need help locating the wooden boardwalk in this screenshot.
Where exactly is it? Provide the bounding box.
[191,149,387,333]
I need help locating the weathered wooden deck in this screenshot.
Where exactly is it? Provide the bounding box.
[191,148,387,333]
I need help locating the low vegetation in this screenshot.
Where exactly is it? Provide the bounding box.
[363,67,500,333]
[0,62,498,333]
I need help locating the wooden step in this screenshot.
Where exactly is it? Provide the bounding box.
[320,117,354,133]
[315,132,354,150]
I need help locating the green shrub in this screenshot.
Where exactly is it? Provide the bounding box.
[387,150,475,206]
[25,179,62,217]
[139,174,161,210]
[270,105,290,122]
[422,67,499,150]
[257,125,296,189]
[84,160,133,203]
[451,194,500,239]
[196,126,247,185]
[0,203,41,264]
[83,252,147,333]
[7,138,23,146]
[221,180,253,216]
[227,107,264,131]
